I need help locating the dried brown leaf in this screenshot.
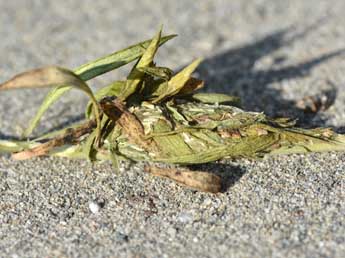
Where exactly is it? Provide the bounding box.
[145,165,222,193]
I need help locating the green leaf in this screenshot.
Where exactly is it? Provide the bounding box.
[108,140,121,173]
[118,28,162,101]
[21,34,176,138]
[76,34,175,81]
[270,129,345,155]
[191,93,241,105]
[0,66,102,142]
[174,77,204,96]
[0,140,38,153]
[82,129,98,161]
[152,119,194,158]
[151,58,202,103]
[82,114,112,160]
[136,66,173,80]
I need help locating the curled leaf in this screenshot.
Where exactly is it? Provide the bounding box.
[0,66,101,142]
[22,34,176,137]
[0,66,86,90]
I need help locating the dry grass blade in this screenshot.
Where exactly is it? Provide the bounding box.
[145,165,222,193]
[0,66,85,90]
[12,119,96,160]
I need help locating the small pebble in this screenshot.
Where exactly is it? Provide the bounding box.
[89,201,101,214]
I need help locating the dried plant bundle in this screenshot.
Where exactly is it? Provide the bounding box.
[1,29,344,193]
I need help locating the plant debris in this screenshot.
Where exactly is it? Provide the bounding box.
[295,86,337,113]
[1,29,345,193]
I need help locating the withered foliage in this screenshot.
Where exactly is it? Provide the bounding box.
[1,29,344,193]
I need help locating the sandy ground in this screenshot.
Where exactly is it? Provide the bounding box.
[0,1,345,257]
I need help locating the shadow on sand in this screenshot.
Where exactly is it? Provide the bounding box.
[196,23,345,128]
[190,22,345,190]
